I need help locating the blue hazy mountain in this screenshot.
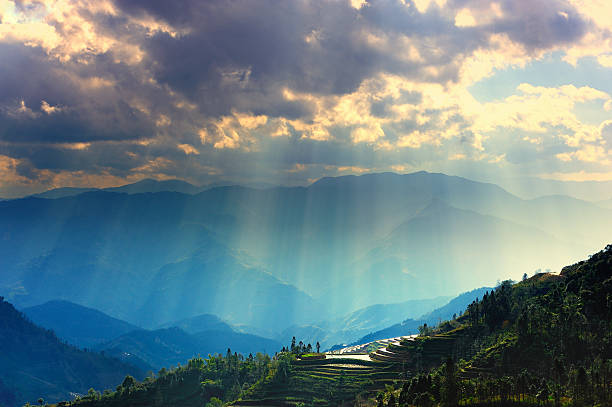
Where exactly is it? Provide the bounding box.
[32,186,100,199]
[157,314,233,334]
[317,199,584,310]
[495,176,612,201]
[339,286,492,348]
[104,179,202,195]
[134,249,323,330]
[97,327,282,370]
[28,178,279,200]
[22,300,140,349]
[277,296,451,349]
[30,179,201,199]
[22,300,282,374]
[6,234,321,332]
[0,297,143,407]
[418,286,492,324]
[1,172,610,333]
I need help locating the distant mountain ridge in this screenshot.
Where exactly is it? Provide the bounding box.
[158,314,233,334]
[97,327,282,370]
[19,300,282,373]
[28,178,281,200]
[278,296,451,349]
[1,171,610,334]
[31,178,201,199]
[335,286,492,348]
[22,300,140,348]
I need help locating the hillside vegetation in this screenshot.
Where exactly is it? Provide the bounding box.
[49,245,611,407]
[0,298,143,407]
[22,300,140,349]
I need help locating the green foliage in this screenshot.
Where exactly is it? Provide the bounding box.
[42,245,612,407]
[377,245,612,407]
[62,351,272,407]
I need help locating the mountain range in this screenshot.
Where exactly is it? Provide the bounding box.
[20,301,283,372]
[1,171,610,335]
[30,179,202,199]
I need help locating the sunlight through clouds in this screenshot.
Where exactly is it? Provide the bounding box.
[1,0,612,196]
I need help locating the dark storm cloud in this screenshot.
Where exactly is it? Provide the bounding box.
[0,0,601,194]
[0,44,156,144]
[114,0,480,116]
[110,0,590,121]
[448,0,587,51]
[136,0,376,110]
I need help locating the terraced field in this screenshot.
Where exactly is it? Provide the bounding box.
[234,357,405,406]
[235,329,474,406]
[370,327,472,364]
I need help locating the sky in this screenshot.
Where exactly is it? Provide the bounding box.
[1,0,612,198]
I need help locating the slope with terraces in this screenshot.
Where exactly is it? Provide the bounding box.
[370,326,476,367]
[234,356,403,406]
[234,328,476,406]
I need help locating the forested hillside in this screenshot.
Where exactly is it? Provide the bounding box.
[22,300,140,349]
[373,244,612,406]
[52,245,611,407]
[0,298,143,407]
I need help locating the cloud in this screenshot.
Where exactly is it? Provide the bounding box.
[0,0,611,195]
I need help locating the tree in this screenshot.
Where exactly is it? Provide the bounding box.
[316,341,320,353]
[553,358,566,407]
[442,357,458,407]
[121,375,136,389]
[536,380,549,405]
[37,398,44,406]
[418,323,431,336]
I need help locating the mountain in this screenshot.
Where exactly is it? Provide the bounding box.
[104,179,201,195]
[31,187,100,199]
[1,171,610,332]
[22,300,140,349]
[496,176,612,201]
[418,286,492,323]
[319,200,582,310]
[278,296,451,349]
[28,179,202,200]
[345,286,492,346]
[39,246,612,407]
[364,244,612,407]
[0,199,321,331]
[98,327,282,370]
[134,248,323,331]
[331,296,451,335]
[0,297,143,407]
[158,314,233,334]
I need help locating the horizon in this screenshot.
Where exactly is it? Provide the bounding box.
[4,169,612,202]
